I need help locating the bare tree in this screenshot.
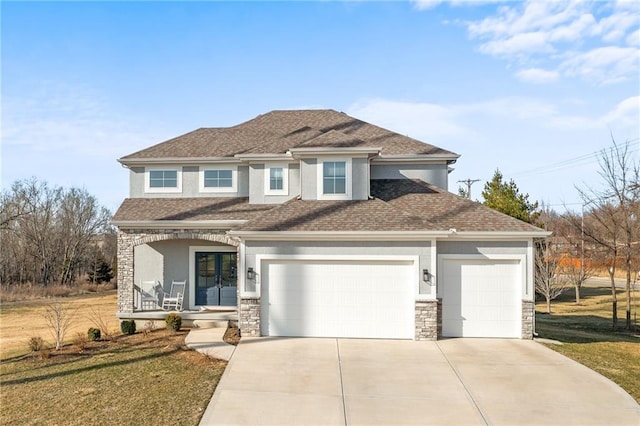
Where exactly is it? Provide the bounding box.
[43,303,74,350]
[535,238,570,313]
[0,178,114,288]
[574,139,640,330]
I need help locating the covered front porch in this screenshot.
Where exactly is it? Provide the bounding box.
[116,229,241,316]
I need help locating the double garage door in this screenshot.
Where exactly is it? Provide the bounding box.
[259,257,523,340]
[261,259,415,339]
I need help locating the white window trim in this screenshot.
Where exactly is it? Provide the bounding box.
[264,163,289,196]
[199,165,238,193]
[317,158,352,200]
[145,167,182,193]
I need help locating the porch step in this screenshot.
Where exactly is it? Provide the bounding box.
[192,319,228,329]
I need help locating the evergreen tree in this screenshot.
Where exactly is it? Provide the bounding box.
[481,169,539,224]
[86,250,114,284]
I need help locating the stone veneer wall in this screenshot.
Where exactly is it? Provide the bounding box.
[415,300,441,340]
[116,228,237,314]
[239,298,261,336]
[522,300,534,339]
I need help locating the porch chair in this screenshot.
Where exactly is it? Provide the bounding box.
[161,280,186,311]
[139,280,160,310]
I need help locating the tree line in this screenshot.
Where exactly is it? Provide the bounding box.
[0,178,115,287]
[476,139,639,331]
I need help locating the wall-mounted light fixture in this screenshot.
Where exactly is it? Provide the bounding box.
[423,269,430,282]
[247,267,255,280]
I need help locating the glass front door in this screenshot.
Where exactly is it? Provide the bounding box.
[195,252,237,306]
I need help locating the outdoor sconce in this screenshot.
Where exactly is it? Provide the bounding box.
[247,267,255,281]
[423,269,430,282]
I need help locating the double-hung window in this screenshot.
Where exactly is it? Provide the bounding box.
[265,164,288,195]
[317,159,351,200]
[200,166,237,193]
[145,167,182,193]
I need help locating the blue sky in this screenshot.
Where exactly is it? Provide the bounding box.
[2,0,639,214]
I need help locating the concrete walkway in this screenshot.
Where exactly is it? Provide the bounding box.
[185,327,236,361]
[199,337,640,426]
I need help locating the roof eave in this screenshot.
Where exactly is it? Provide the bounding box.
[374,153,460,164]
[288,147,382,158]
[118,157,242,167]
[111,219,247,230]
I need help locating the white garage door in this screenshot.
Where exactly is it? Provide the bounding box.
[261,259,415,339]
[441,258,521,338]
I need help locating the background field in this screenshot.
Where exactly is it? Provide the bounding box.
[1,291,119,359]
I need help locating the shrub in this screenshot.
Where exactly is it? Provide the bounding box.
[165,313,182,331]
[87,327,101,341]
[120,320,136,335]
[28,336,45,352]
[73,332,88,352]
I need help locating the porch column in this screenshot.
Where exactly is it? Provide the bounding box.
[117,230,135,314]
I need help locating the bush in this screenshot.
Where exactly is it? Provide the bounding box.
[165,313,182,331]
[28,336,45,352]
[120,320,136,335]
[87,327,101,341]
[73,332,88,352]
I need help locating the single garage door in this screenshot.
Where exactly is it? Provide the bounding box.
[441,258,521,338]
[261,259,415,339]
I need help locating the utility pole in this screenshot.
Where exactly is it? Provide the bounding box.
[457,179,480,199]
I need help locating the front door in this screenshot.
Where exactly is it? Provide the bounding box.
[195,252,237,306]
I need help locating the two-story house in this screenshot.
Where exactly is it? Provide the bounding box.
[113,109,547,340]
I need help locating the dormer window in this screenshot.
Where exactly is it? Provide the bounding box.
[145,167,182,193]
[317,158,352,200]
[323,161,346,194]
[265,163,289,195]
[200,165,237,193]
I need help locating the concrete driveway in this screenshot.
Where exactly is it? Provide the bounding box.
[200,338,639,425]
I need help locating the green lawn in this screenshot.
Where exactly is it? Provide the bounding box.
[0,330,226,425]
[536,286,640,403]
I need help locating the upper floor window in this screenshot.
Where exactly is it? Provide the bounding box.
[323,161,346,194]
[317,158,351,200]
[145,167,182,193]
[265,163,289,195]
[200,165,237,193]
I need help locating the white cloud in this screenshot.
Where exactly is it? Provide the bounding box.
[478,32,553,56]
[560,46,640,84]
[461,0,640,84]
[516,68,560,83]
[627,28,640,46]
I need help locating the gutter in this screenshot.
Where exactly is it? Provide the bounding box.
[111,219,247,229]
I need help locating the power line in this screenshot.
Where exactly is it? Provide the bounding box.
[457,178,481,199]
[506,139,640,178]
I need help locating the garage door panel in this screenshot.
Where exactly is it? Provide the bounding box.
[441,258,521,338]
[262,260,414,339]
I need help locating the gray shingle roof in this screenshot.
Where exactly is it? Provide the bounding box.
[112,181,544,234]
[370,179,544,233]
[112,197,276,222]
[119,109,458,161]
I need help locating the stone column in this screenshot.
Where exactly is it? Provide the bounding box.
[116,230,135,314]
[522,300,534,339]
[239,298,261,336]
[415,300,440,340]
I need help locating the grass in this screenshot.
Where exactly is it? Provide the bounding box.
[1,291,120,359]
[0,329,226,425]
[536,286,640,403]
